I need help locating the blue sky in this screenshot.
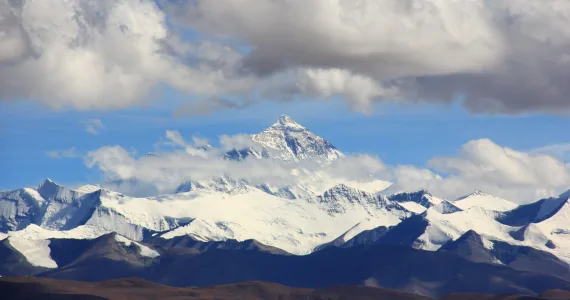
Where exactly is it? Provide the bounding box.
[2,93,569,191]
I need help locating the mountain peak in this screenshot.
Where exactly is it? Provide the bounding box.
[389,189,433,201]
[36,178,81,203]
[432,200,463,214]
[456,190,488,201]
[387,189,440,209]
[270,114,305,130]
[37,178,57,190]
[251,115,343,163]
[40,178,54,184]
[325,184,366,195]
[318,184,370,206]
[37,178,65,201]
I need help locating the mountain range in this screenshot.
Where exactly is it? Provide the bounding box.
[1,115,570,298]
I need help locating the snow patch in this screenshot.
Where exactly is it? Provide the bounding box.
[397,202,427,214]
[115,234,160,258]
[114,234,133,246]
[481,236,495,250]
[453,192,517,212]
[414,208,517,251]
[7,224,110,240]
[343,180,392,194]
[137,244,160,258]
[74,185,101,193]
[8,238,57,268]
[521,224,550,245]
[338,218,386,243]
[433,201,462,214]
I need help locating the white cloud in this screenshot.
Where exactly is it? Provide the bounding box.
[387,139,570,202]
[261,68,408,112]
[165,130,185,147]
[82,130,570,203]
[2,0,570,115]
[168,0,570,114]
[219,134,263,152]
[0,0,254,111]
[325,154,388,182]
[82,119,104,135]
[47,147,79,159]
[0,0,169,109]
[531,143,570,162]
[84,130,389,195]
[163,130,209,158]
[192,136,210,148]
[85,145,291,195]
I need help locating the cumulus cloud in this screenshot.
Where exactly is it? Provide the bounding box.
[81,119,104,135]
[167,0,570,114]
[0,0,169,109]
[387,139,570,202]
[0,0,253,111]
[2,0,569,115]
[261,68,408,112]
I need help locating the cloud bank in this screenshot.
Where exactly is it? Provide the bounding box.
[83,130,570,203]
[85,130,386,196]
[2,0,570,115]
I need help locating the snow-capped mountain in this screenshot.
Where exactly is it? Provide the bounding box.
[251,114,344,163]
[2,115,570,283]
[153,184,411,254]
[6,232,570,298]
[6,176,569,269]
[0,179,408,255]
[3,184,570,295]
[368,191,570,264]
[387,190,443,213]
[0,116,396,257]
[175,115,351,198]
[220,114,343,163]
[0,179,189,241]
[453,191,518,212]
[174,176,248,194]
[432,200,463,214]
[174,115,390,201]
[438,230,570,279]
[312,184,411,220]
[0,187,44,232]
[0,179,102,232]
